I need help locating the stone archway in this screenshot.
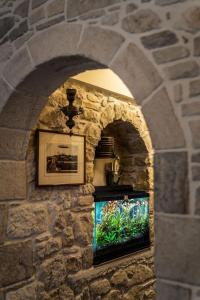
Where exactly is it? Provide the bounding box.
[0,20,190,299]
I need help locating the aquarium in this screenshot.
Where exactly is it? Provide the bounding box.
[93,186,150,265]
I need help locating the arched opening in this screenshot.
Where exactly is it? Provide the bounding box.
[0,57,156,298]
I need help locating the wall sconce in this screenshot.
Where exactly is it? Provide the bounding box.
[61,88,83,131]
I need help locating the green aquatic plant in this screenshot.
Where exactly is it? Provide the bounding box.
[96,202,149,249]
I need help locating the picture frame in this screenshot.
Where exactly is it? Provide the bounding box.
[37,129,85,186]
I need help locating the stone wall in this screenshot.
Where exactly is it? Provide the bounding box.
[0,0,200,299]
[12,79,153,300]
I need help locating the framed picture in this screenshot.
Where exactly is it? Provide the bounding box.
[37,130,85,186]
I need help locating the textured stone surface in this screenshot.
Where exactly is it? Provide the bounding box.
[111,43,162,103]
[101,12,119,25]
[156,280,191,300]
[153,46,189,64]
[111,270,128,287]
[192,166,200,181]
[28,23,82,66]
[7,204,48,238]
[80,9,105,20]
[122,9,161,33]
[141,30,178,49]
[38,255,66,291]
[156,215,200,285]
[14,0,29,18]
[195,187,200,214]
[79,27,124,65]
[190,79,200,97]
[67,0,119,18]
[182,102,200,117]
[30,7,45,25]
[194,36,200,56]
[0,161,26,200]
[6,282,37,300]
[173,83,183,103]
[142,88,185,149]
[154,152,188,213]
[3,48,32,88]
[192,152,200,163]
[126,3,138,14]
[0,241,33,287]
[9,20,28,42]
[0,42,13,63]
[0,17,15,39]
[47,0,65,17]
[0,77,13,113]
[36,15,65,31]
[189,120,200,148]
[164,61,199,80]
[0,128,30,160]
[0,204,7,244]
[90,279,111,296]
[32,0,48,9]
[176,6,200,33]
[155,0,186,4]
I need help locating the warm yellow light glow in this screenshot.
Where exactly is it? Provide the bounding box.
[72,69,133,98]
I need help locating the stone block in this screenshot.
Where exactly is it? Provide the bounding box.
[0,240,33,287]
[126,3,138,14]
[142,88,185,149]
[126,264,154,285]
[14,0,29,18]
[3,48,33,89]
[154,152,188,213]
[155,214,200,285]
[0,161,26,200]
[0,17,15,39]
[195,186,200,214]
[79,27,124,66]
[182,102,200,116]
[111,270,128,287]
[0,128,30,160]
[153,46,189,64]
[122,9,161,33]
[192,166,200,181]
[67,0,119,19]
[32,0,48,9]
[28,23,82,66]
[6,282,37,300]
[194,36,200,56]
[173,83,183,103]
[0,42,13,64]
[81,9,105,21]
[0,204,7,244]
[9,20,28,42]
[111,43,162,103]
[47,0,65,17]
[78,195,93,206]
[155,0,186,5]
[156,280,191,300]
[101,12,119,26]
[141,30,178,49]
[164,61,199,80]
[189,120,200,148]
[36,15,65,31]
[176,6,200,33]
[7,203,48,238]
[0,77,13,113]
[37,255,66,291]
[90,279,111,296]
[192,152,200,163]
[73,213,93,246]
[189,79,200,97]
[30,6,45,25]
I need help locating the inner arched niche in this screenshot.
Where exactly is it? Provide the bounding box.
[101,120,151,190]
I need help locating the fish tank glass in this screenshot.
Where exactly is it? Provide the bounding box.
[93,186,150,265]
